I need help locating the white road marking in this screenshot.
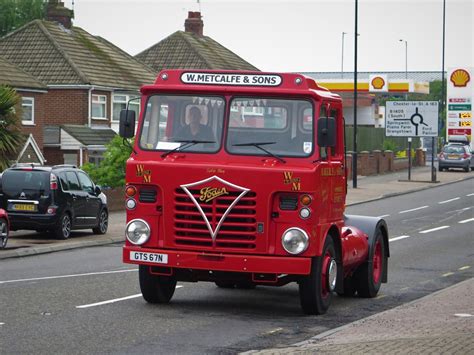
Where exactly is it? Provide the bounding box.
[419,226,450,234]
[459,266,470,271]
[399,206,429,214]
[438,197,460,204]
[459,218,474,224]
[467,193,474,197]
[0,269,137,285]
[76,286,183,309]
[377,214,390,218]
[454,313,473,317]
[442,272,454,277]
[389,235,410,242]
[0,323,4,326]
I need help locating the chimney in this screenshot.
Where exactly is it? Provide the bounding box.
[46,0,74,29]
[184,11,204,36]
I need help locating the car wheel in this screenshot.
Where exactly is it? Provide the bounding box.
[438,166,444,172]
[93,208,108,234]
[299,236,337,315]
[0,218,8,249]
[54,212,71,240]
[336,275,357,297]
[464,166,469,172]
[139,265,177,303]
[356,229,386,298]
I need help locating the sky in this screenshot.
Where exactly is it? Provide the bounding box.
[68,0,473,73]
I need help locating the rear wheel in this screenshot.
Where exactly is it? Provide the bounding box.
[356,230,386,298]
[299,237,337,315]
[92,208,108,234]
[139,265,177,303]
[0,218,8,249]
[54,212,71,240]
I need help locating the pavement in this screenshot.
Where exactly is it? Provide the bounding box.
[1,165,473,354]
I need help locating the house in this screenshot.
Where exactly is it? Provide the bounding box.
[0,0,156,166]
[0,56,47,165]
[135,11,259,72]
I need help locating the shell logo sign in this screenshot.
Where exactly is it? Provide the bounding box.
[371,76,385,89]
[450,69,470,87]
[369,74,388,92]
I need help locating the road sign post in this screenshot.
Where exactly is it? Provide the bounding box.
[386,101,439,182]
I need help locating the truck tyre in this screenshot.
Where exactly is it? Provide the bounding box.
[92,208,108,234]
[356,229,386,298]
[215,281,235,288]
[139,265,177,303]
[54,212,71,240]
[0,218,8,249]
[299,237,337,315]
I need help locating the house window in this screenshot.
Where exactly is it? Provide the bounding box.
[92,94,107,119]
[112,94,140,121]
[22,97,34,125]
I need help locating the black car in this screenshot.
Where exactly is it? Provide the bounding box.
[0,165,108,239]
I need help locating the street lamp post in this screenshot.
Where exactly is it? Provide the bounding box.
[353,0,358,188]
[399,39,408,79]
[341,32,347,78]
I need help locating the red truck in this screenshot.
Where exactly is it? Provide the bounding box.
[119,70,389,315]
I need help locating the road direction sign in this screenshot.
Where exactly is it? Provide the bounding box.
[386,101,439,137]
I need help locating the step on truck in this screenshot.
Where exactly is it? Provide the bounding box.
[119,70,389,315]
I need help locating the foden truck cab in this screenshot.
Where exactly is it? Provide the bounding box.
[120,70,389,315]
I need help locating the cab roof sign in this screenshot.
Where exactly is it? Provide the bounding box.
[181,72,282,87]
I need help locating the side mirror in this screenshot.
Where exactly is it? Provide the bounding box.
[94,185,102,195]
[317,117,336,147]
[119,110,136,138]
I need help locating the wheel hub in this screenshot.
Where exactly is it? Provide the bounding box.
[327,259,337,292]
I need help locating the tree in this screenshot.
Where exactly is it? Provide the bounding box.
[0,0,46,37]
[82,135,133,188]
[0,85,24,171]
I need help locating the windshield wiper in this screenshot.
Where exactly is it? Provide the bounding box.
[160,140,215,158]
[232,142,286,163]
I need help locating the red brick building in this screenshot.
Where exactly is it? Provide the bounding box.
[0,1,155,166]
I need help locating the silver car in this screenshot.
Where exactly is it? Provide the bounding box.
[438,143,474,172]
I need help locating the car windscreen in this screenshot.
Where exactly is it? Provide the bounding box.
[139,95,225,153]
[1,170,50,196]
[226,97,314,157]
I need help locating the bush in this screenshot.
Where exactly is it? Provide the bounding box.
[382,139,397,152]
[82,135,133,188]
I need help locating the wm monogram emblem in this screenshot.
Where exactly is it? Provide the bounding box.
[136,164,152,183]
[283,171,301,191]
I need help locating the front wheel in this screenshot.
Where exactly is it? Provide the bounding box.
[299,236,337,315]
[139,265,177,303]
[0,218,8,249]
[356,229,386,298]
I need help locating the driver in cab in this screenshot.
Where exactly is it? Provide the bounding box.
[176,106,214,141]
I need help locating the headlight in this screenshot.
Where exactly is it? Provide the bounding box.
[282,227,309,255]
[126,219,150,245]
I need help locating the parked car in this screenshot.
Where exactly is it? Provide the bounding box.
[438,144,474,172]
[0,164,108,239]
[0,208,9,249]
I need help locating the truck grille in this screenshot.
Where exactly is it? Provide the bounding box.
[174,188,257,249]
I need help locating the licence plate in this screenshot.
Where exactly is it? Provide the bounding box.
[13,203,37,212]
[130,251,168,264]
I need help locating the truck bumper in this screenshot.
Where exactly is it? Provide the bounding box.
[123,246,312,275]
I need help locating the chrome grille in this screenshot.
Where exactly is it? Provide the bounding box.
[174,188,257,249]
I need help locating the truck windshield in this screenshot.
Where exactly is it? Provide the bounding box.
[139,95,225,153]
[226,98,314,157]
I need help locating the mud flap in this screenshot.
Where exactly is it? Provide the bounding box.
[344,214,389,283]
